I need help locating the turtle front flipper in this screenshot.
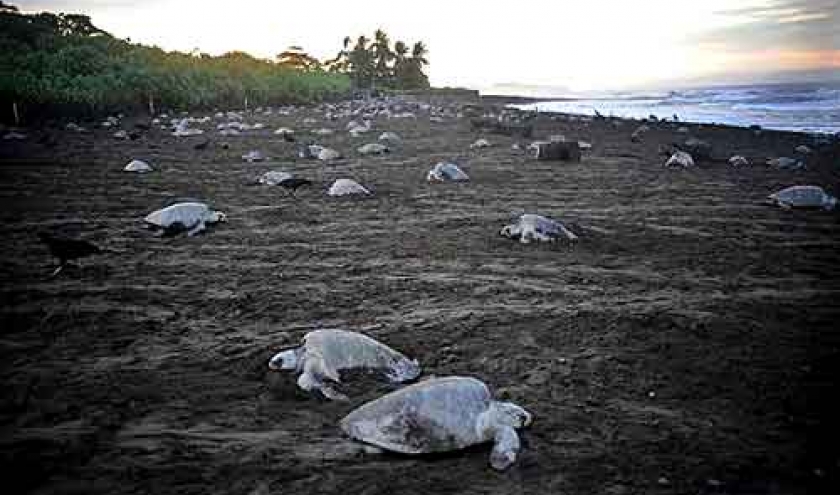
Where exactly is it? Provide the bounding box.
[186,221,206,237]
[297,372,348,401]
[319,384,349,401]
[489,426,520,471]
[299,355,347,400]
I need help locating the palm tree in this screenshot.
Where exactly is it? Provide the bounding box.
[393,41,409,88]
[403,41,429,89]
[372,29,394,87]
[348,35,374,88]
[411,41,428,64]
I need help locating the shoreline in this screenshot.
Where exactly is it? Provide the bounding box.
[476,95,826,138]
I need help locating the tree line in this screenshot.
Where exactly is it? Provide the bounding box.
[0,3,432,123]
[0,3,351,123]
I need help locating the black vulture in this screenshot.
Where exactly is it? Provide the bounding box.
[38,232,106,277]
[278,178,313,197]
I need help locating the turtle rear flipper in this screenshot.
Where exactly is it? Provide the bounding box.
[385,358,421,383]
[158,221,189,237]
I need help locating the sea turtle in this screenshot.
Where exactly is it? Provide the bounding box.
[242,150,267,162]
[665,151,694,167]
[144,202,227,236]
[767,157,804,170]
[358,143,389,156]
[349,120,372,136]
[379,132,401,142]
[470,138,492,149]
[631,125,649,142]
[729,155,749,167]
[124,159,153,173]
[328,179,370,196]
[340,376,532,470]
[298,144,323,159]
[259,171,293,186]
[427,162,469,182]
[268,329,420,401]
[318,148,342,161]
[172,124,204,137]
[3,131,27,140]
[767,185,837,210]
[500,214,578,243]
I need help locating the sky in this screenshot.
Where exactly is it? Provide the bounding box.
[15,0,840,93]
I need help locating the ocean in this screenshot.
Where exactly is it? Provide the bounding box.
[508,82,840,134]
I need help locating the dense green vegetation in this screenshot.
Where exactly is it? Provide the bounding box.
[0,3,352,123]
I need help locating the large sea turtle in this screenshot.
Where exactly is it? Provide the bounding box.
[768,185,837,210]
[268,329,420,400]
[340,376,532,470]
[500,214,578,243]
[144,202,227,236]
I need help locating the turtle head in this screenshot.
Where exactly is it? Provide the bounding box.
[209,211,227,223]
[499,225,517,239]
[490,401,533,429]
[268,347,302,371]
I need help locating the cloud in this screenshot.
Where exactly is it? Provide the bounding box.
[699,0,840,51]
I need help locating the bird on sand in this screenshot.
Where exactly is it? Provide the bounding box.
[278,177,312,197]
[38,232,108,277]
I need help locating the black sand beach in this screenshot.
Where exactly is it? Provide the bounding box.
[1,94,839,494]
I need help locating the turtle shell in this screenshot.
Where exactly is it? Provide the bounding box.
[328,179,369,196]
[428,163,469,182]
[144,202,211,229]
[340,377,491,454]
[770,185,834,209]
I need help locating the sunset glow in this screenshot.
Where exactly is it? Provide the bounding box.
[16,0,840,91]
